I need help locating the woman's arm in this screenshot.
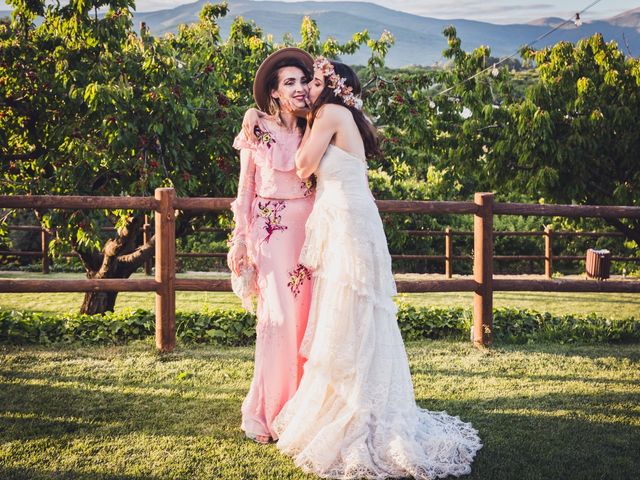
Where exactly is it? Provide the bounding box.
[231,148,256,243]
[228,148,256,274]
[295,106,340,178]
[241,108,269,142]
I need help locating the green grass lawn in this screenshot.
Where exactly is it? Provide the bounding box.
[2,271,639,319]
[1,340,638,479]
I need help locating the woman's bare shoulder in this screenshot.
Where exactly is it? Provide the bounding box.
[315,103,351,123]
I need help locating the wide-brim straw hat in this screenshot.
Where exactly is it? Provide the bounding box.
[253,47,314,112]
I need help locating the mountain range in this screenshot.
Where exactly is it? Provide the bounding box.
[2,1,639,67]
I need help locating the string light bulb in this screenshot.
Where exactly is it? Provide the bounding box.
[427,0,602,99]
[491,64,499,77]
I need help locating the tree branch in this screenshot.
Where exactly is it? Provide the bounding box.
[117,234,155,277]
[105,214,145,258]
[622,32,634,57]
[603,217,640,245]
[0,149,46,163]
[585,180,614,202]
[72,244,103,274]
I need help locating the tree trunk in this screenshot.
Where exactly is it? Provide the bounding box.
[80,290,119,315]
[75,211,190,315]
[76,214,152,315]
[78,256,133,315]
[78,241,156,314]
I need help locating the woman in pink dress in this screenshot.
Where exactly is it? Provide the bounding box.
[227,48,315,444]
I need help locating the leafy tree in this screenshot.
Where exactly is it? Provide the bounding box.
[5,2,637,304]
[368,28,639,253]
[1,0,241,313]
[362,26,513,197]
[488,34,640,245]
[0,1,376,313]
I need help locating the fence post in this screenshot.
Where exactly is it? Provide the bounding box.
[41,229,50,274]
[445,227,453,278]
[473,192,494,347]
[155,188,176,352]
[143,214,152,276]
[544,225,553,279]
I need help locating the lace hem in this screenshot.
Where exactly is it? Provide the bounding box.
[275,405,482,480]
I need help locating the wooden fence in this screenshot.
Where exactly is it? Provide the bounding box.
[1,189,640,351]
[4,222,639,278]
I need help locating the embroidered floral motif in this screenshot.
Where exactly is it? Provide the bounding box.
[300,174,316,197]
[254,125,276,148]
[288,264,311,297]
[257,200,287,242]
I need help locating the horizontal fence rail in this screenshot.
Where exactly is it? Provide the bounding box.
[0,195,159,210]
[1,190,639,351]
[492,279,640,293]
[4,224,638,278]
[492,203,640,218]
[0,279,158,293]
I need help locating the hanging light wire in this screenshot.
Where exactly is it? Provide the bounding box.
[432,0,606,98]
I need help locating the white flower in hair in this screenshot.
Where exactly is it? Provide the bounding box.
[313,56,364,110]
[333,77,347,96]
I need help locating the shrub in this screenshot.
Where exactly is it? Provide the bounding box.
[1,306,637,346]
[396,304,470,340]
[492,307,640,344]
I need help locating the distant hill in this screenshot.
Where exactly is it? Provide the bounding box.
[133,1,640,66]
[527,17,565,26]
[607,7,640,29]
[2,1,639,66]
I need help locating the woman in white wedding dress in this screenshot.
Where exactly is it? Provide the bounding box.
[271,57,483,479]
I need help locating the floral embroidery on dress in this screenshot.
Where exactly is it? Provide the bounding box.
[257,200,288,243]
[300,174,316,197]
[254,125,276,148]
[287,264,311,297]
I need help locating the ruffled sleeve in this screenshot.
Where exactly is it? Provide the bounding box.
[234,129,299,172]
[233,131,257,152]
[230,143,256,243]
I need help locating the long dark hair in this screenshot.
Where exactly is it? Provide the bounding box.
[264,58,311,131]
[309,60,380,159]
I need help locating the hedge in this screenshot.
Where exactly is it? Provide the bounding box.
[1,304,638,346]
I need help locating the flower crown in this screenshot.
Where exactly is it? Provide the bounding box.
[313,56,363,110]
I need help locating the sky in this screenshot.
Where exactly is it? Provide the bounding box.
[1,0,636,24]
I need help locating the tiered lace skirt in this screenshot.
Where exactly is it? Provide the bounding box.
[272,192,482,479]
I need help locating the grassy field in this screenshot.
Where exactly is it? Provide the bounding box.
[1,271,639,319]
[0,339,638,479]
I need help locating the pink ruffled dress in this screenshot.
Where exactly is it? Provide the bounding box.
[230,121,315,440]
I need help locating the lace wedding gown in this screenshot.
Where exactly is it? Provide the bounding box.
[272,144,482,479]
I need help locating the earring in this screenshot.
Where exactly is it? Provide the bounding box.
[268,98,278,115]
[269,98,284,125]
